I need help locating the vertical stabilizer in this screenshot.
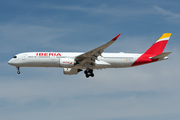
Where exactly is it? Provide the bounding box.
[132,33,172,66]
[144,33,171,56]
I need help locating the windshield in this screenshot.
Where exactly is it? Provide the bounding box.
[13,56,17,58]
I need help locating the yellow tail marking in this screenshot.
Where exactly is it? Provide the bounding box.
[157,33,172,41]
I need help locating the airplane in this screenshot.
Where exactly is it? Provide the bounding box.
[8,33,172,78]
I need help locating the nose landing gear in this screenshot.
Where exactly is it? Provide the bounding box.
[16,67,20,74]
[84,68,94,78]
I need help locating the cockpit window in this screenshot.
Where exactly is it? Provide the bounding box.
[13,56,17,58]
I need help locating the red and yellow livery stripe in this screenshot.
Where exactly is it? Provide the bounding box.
[132,33,172,66]
[156,33,171,42]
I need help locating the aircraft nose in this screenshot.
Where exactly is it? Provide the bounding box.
[8,59,13,65]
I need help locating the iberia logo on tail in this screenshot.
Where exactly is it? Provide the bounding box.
[132,33,172,66]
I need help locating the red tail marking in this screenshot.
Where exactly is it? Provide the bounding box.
[144,40,168,56]
[132,54,158,66]
[132,40,168,67]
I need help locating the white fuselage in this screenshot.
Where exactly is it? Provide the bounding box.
[8,52,142,69]
[7,33,171,77]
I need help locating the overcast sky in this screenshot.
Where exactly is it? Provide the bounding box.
[1,0,180,120]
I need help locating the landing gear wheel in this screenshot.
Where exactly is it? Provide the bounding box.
[84,70,87,74]
[86,74,89,78]
[91,73,94,77]
[84,68,94,78]
[16,67,20,74]
[17,71,20,74]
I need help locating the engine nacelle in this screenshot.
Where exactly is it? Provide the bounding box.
[63,68,79,75]
[60,58,75,67]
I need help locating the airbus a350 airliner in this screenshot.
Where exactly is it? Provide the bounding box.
[8,33,172,78]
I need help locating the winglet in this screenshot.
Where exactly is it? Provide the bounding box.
[111,34,121,41]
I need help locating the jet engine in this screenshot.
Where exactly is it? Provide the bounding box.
[59,58,75,67]
[63,68,82,75]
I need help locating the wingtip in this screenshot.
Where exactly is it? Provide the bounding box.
[111,33,121,41]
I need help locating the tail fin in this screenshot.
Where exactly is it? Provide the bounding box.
[132,33,172,67]
[144,33,172,56]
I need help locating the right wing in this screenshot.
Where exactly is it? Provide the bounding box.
[75,34,121,67]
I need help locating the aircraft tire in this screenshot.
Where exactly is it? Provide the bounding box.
[86,74,89,78]
[17,71,20,74]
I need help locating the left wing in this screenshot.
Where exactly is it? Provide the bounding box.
[75,34,121,67]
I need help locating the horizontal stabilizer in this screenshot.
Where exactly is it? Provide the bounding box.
[150,52,172,59]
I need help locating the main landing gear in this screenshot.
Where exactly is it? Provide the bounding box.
[84,68,94,78]
[16,67,20,74]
